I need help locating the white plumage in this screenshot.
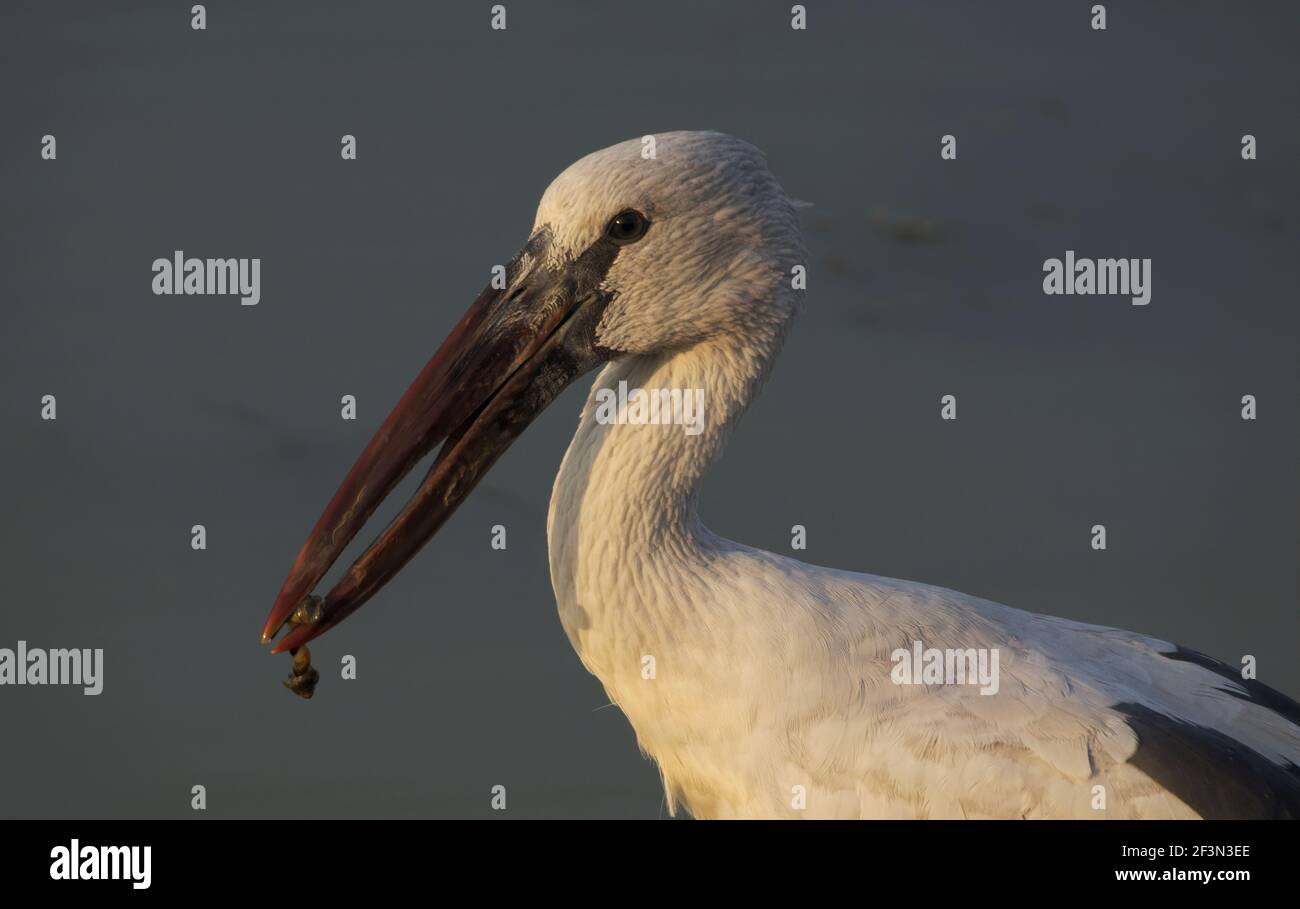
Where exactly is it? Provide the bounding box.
[536,132,1300,818]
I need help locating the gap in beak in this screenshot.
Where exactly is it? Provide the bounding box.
[265,452,437,644]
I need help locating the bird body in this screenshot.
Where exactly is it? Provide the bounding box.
[548,304,1299,819]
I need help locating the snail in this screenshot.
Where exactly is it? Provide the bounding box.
[283,645,319,699]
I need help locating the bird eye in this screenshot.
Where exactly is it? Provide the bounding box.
[606,209,650,245]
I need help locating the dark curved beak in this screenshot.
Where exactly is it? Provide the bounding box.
[261,229,618,654]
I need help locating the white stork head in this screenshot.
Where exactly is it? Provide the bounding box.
[262,131,804,661]
[534,130,804,354]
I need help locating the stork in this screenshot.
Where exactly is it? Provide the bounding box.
[261,131,1300,819]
